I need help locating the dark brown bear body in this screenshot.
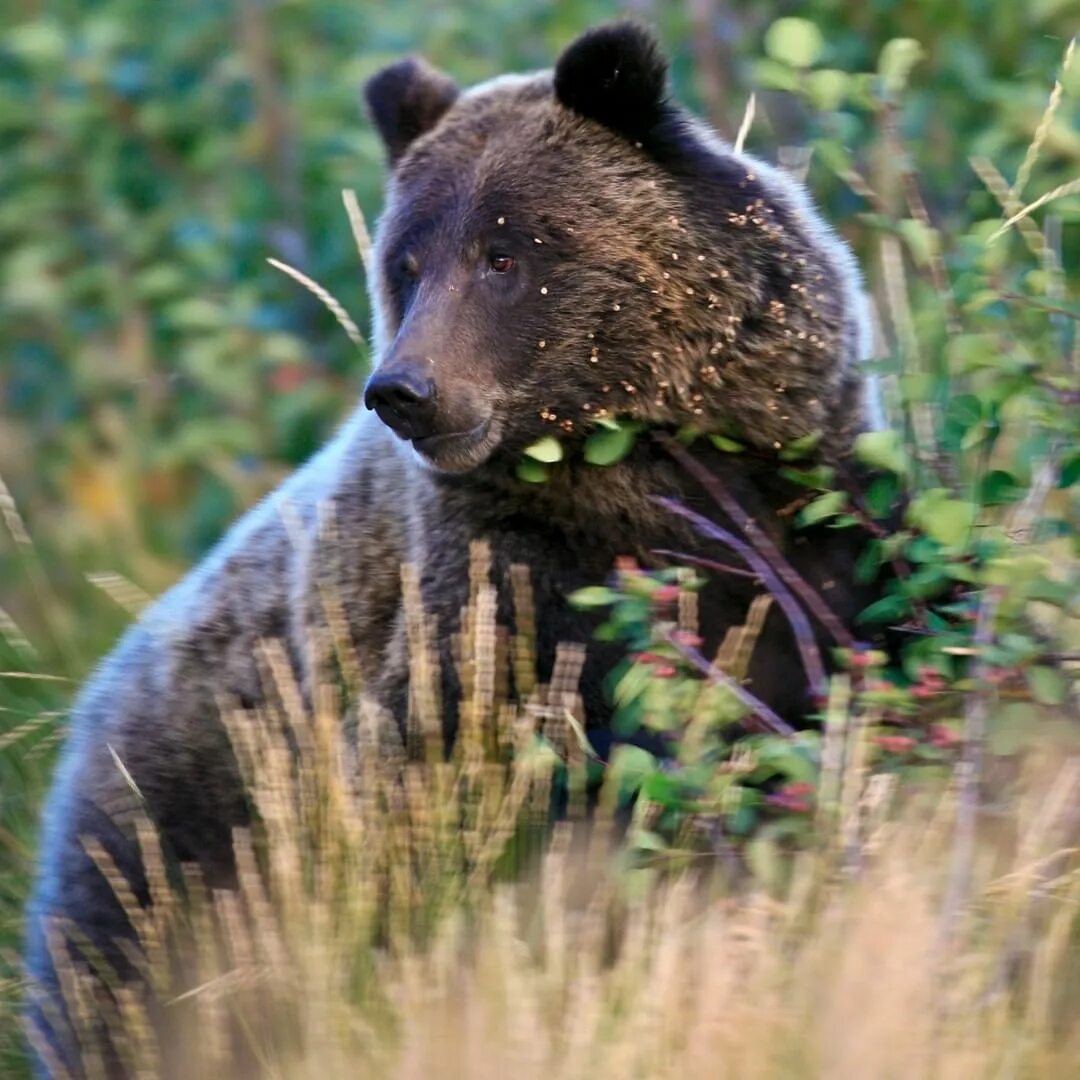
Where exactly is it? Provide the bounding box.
[26,24,879,1076]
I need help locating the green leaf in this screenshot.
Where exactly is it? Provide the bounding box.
[629,828,668,853]
[522,436,563,463]
[609,745,658,797]
[858,593,911,625]
[797,490,848,527]
[878,38,925,95]
[853,429,909,476]
[898,218,939,268]
[516,459,549,484]
[865,473,901,519]
[780,465,835,490]
[753,58,799,92]
[854,539,884,584]
[709,434,745,453]
[945,394,983,435]
[765,17,825,69]
[568,586,619,610]
[726,802,759,837]
[806,69,849,111]
[584,423,640,466]
[1024,578,1079,608]
[752,739,819,785]
[641,771,688,809]
[900,565,952,600]
[908,490,976,550]
[947,334,1000,374]
[1059,452,1080,489]
[984,552,1052,587]
[779,430,823,461]
[1026,666,1068,706]
[613,661,655,707]
[6,20,67,65]
[979,470,1024,506]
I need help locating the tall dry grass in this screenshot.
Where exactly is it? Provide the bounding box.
[30,553,1080,1079]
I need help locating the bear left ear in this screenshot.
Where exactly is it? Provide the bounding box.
[364,57,460,165]
[553,21,669,143]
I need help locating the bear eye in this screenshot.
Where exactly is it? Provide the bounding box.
[489,254,515,274]
[400,252,420,278]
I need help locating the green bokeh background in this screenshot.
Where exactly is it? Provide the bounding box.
[1,0,1077,1069]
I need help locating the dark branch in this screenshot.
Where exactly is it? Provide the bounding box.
[653,495,827,697]
[655,432,856,650]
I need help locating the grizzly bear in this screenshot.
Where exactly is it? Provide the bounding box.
[26,21,878,1075]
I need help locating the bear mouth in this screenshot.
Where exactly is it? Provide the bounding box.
[410,415,501,473]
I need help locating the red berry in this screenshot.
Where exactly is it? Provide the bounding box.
[930,725,961,749]
[765,791,812,814]
[875,734,916,754]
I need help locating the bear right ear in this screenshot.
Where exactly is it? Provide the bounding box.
[364,57,460,165]
[553,22,670,144]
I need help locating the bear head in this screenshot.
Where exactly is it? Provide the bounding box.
[362,22,869,474]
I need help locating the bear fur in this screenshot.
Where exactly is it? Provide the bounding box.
[26,22,879,1075]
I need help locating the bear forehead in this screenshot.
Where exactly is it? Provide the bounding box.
[391,72,663,205]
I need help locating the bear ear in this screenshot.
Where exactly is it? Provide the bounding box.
[553,21,669,142]
[364,57,460,165]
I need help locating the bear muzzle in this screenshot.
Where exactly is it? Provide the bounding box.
[364,361,499,472]
[364,364,438,440]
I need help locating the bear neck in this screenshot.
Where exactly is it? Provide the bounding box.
[431,431,814,564]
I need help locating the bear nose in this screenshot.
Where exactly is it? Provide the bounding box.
[363,366,437,439]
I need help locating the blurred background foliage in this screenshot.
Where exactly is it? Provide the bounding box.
[0,0,1078,1068]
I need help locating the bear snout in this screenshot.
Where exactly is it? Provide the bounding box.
[364,364,438,440]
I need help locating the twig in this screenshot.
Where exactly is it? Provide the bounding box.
[653,495,827,695]
[882,100,961,336]
[733,93,756,155]
[937,449,1063,970]
[655,433,856,650]
[987,177,1080,246]
[1012,36,1076,199]
[651,548,761,581]
[342,189,374,280]
[1008,440,1063,546]
[664,631,795,737]
[878,103,960,486]
[266,258,365,347]
[970,156,1045,261]
[839,167,887,214]
[878,231,941,476]
[938,583,1001,959]
[999,291,1080,321]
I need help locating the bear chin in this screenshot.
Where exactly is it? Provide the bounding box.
[408,413,503,473]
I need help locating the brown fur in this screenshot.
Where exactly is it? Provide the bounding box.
[26,24,879,1077]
